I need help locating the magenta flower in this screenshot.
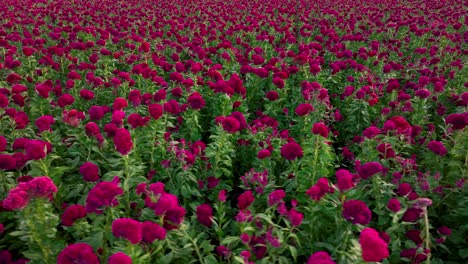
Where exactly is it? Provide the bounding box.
[280,142,303,160]
[342,200,372,225]
[57,243,99,264]
[79,162,100,182]
[307,251,336,264]
[61,204,87,227]
[238,190,254,210]
[113,128,133,155]
[142,221,166,243]
[196,204,213,227]
[112,218,142,244]
[360,228,389,262]
[427,141,447,156]
[109,252,132,264]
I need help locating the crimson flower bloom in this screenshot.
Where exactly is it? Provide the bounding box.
[61,204,87,227]
[342,200,372,225]
[109,252,132,264]
[359,228,389,262]
[142,221,166,243]
[196,204,213,227]
[112,218,142,244]
[57,243,99,264]
[280,142,303,160]
[113,128,133,155]
[79,162,100,182]
[307,251,336,264]
[238,190,254,210]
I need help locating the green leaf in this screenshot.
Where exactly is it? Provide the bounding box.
[221,236,241,245]
[459,248,468,259]
[204,255,218,264]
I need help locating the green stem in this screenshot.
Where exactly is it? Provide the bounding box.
[311,135,320,184]
[424,208,431,264]
[24,201,53,263]
[182,228,205,264]
[123,155,131,216]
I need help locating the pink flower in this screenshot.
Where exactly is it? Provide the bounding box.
[387,198,401,212]
[288,209,304,226]
[221,116,240,133]
[196,204,213,227]
[307,251,336,264]
[109,252,132,264]
[57,243,99,264]
[280,142,303,160]
[187,92,206,110]
[148,104,164,120]
[79,162,100,182]
[0,154,16,170]
[163,206,186,230]
[238,190,254,210]
[359,228,389,262]
[295,103,314,116]
[113,128,133,155]
[268,189,285,206]
[142,221,166,243]
[427,141,447,156]
[342,200,372,225]
[335,169,355,191]
[35,115,55,133]
[25,140,48,160]
[61,204,87,226]
[306,178,333,201]
[357,162,383,179]
[86,180,123,214]
[312,123,329,138]
[112,218,142,244]
[257,149,271,159]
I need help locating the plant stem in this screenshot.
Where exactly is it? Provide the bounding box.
[424,208,431,264]
[182,227,204,264]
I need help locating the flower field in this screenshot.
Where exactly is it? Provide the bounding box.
[0,0,467,263]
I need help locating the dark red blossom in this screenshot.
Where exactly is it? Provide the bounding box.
[342,200,372,225]
[288,208,304,226]
[427,141,447,156]
[109,252,132,264]
[86,179,123,214]
[387,198,401,212]
[335,169,355,191]
[79,162,100,182]
[357,162,383,179]
[238,190,254,210]
[307,251,336,264]
[113,128,133,155]
[221,116,240,133]
[359,228,389,262]
[57,243,99,264]
[163,206,186,230]
[312,122,329,138]
[0,154,16,170]
[445,113,467,130]
[35,115,55,133]
[306,178,333,201]
[142,221,166,243]
[196,204,213,227]
[25,140,48,160]
[187,92,206,110]
[295,103,314,116]
[112,218,142,244]
[148,104,164,120]
[280,142,303,160]
[61,204,87,226]
[268,189,285,206]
